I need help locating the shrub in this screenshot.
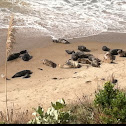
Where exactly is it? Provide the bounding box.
[94,82,126,124]
[28,99,72,124]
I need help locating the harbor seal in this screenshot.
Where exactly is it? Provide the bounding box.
[65,50,75,54]
[78,58,91,64]
[102,46,110,51]
[91,59,101,67]
[78,46,86,51]
[87,55,101,67]
[42,59,57,68]
[66,59,81,68]
[52,38,70,44]
[71,52,92,61]
[88,55,101,62]
[7,53,20,61]
[20,50,27,54]
[117,49,126,57]
[59,59,81,68]
[110,49,120,55]
[12,70,32,78]
[22,53,32,61]
[104,52,115,63]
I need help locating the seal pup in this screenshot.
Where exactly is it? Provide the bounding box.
[104,52,115,63]
[42,59,57,68]
[117,49,126,57]
[1,74,5,79]
[12,70,32,78]
[7,53,20,61]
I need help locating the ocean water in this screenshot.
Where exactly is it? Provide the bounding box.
[0,0,126,39]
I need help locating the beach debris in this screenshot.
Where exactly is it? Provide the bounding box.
[1,74,5,79]
[1,74,11,80]
[52,77,58,80]
[7,53,20,61]
[78,58,91,64]
[12,70,32,78]
[104,52,115,63]
[85,81,92,84]
[74,72,77,74]
[78,46,86,51]
[21,53,32,61]
[102,46,110,51]
[117,49,126,57]
[101,78,105,81]
[110,49,120,55]
[59,59,81,68]
[112,79,118,84]
[110,74,118,84]
[65,50,75,54]
[42,59,57,68]
[38,68,43,71]
[52,38,70,44]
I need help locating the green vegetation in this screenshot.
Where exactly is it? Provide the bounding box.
[28,82,126,124]
[94,82,126,124]
[1,82,126,124]
[28,99,72,124]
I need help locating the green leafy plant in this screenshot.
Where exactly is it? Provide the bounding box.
[28,99,72,124]
[94,82,126,124]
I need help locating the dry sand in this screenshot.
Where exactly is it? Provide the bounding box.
[0,29,126,115]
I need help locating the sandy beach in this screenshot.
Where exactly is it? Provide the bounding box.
[0,29,126,114]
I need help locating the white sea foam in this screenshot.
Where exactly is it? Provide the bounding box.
[0,0,126,39]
